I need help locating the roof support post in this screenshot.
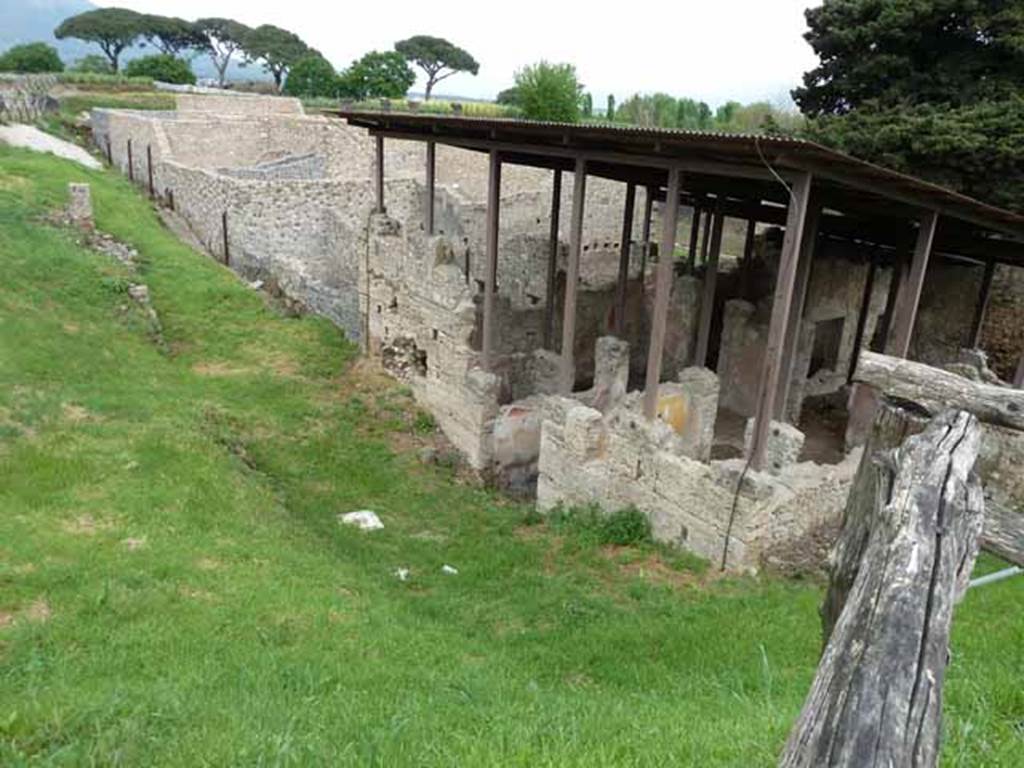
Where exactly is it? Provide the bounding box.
[847,252,879,383]
[614,182,637,337]
[885,211,939,358]
[481,150,502,370]
[699,208,712,266]
[559,157,587,392]
[740,217,757,296]
[874,257,904,352]
[687,205,702,273]
[693,205,724,368]
[425,141,436,234]
[775,197,822,419]
[1015,352,1024,389]
[640,186,654,289]
[643,166,683,419]
[749,172,813,470]
[374,135,386,214]
[967,258,996,349]
[543,168,562,350]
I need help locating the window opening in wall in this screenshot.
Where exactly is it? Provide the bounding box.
[809,317,845,377]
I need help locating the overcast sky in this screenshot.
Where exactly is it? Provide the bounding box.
[101,1,819,107]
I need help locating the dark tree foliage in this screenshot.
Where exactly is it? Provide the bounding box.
[54,8,146,72]
[139,15,205,57]
[606,94,616,121]
[394,36,479,100]
[339,51,415,100]
[283,55,339,98]
[70,54,113,74]
[124,54,196,85]
[795,0,1024,210]
[0,42,64,73]
[244,25,309,92]
[581,92,593,118]
[496,86,520,105]
[194,18,251,88]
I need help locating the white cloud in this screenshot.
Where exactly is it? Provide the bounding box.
[99,0,819,106]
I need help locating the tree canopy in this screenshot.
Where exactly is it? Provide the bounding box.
[795,0,1024,211]
[124,54,196,85]
[244,24,309,91]
[139,15,204,57]
[54,8,145,72]
[394,36,478,100]
[283,55,339,99]
[514,61,583,122]
[339,51,415,100]
[194,17,251,87]
[0,42,64,73]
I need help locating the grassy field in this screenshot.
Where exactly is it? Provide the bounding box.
[0,146,1021,766]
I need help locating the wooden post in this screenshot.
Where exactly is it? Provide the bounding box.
[481,150,501,370]
[693,206,724,368]
[740,217,756,296]
[614,182,637,336]
[543,169,562,350]
[967,258,996,349]
[105,136,112,165]
[425,141,436,234]
[559,158,587,392]
[1015,353,1024,389]
[846,253,878,383]
[885,211,939,358]
[221,211,229,266]
[643,167,682,419]
[775,198,822,419]
[687,205,701,273]
[749,172,813,470]
[781,408,983,768]
[640,186,654,289]
[146,144,154,199]
[374,135,385,214]
[127,139,134,181]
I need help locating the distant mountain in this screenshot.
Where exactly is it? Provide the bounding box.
[1,0,268,82]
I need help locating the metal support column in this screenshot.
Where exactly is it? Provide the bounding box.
[559,158,587,392]
[693,206,724,368]
[643,167,683,419]
[967,258,996,349]
[374,135,386,214]
[749,172,813,470]
[481,150,502,370]
[614,182,637,336]
[543,169,562,350]
[425,141,436,234]
[886,211,939,358]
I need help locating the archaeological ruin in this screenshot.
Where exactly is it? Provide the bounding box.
[91,93,1024,570]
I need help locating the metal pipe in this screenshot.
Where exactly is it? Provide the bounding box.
[969,566,1022,589]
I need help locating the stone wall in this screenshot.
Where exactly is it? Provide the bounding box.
[175,93,304,115]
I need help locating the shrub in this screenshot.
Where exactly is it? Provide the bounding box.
[598,507,651,546]
[283,55,339,99]
[339,51,414,100]
[123,54,195,85]
[514,61,583,122]
[0,42,64,73]
[69,54,114,74]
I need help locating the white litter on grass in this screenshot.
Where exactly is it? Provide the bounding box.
[394,568,410,581]
[441,564,459,575]
[0,124,102,170]
[338,510,384,531]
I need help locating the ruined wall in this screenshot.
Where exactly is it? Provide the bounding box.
[535,389,860,570]
[175,93,304,116]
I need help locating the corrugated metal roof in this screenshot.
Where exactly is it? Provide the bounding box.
[329,108,1024,245]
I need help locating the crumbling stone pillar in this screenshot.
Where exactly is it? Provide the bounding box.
[592,336,629,411]
[565,405,606,460]
[744,417,805,475]
[68,182,93,229]
[677,366,719,461]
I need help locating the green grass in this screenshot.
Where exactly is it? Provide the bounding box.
[0,146,1021,766]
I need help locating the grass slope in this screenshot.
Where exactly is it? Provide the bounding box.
[0,146,1021,766]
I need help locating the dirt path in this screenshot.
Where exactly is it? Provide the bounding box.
[0,123,102,170]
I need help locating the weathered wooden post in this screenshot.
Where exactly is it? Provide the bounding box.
[221,211,230,266]
[780,407,984,768]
